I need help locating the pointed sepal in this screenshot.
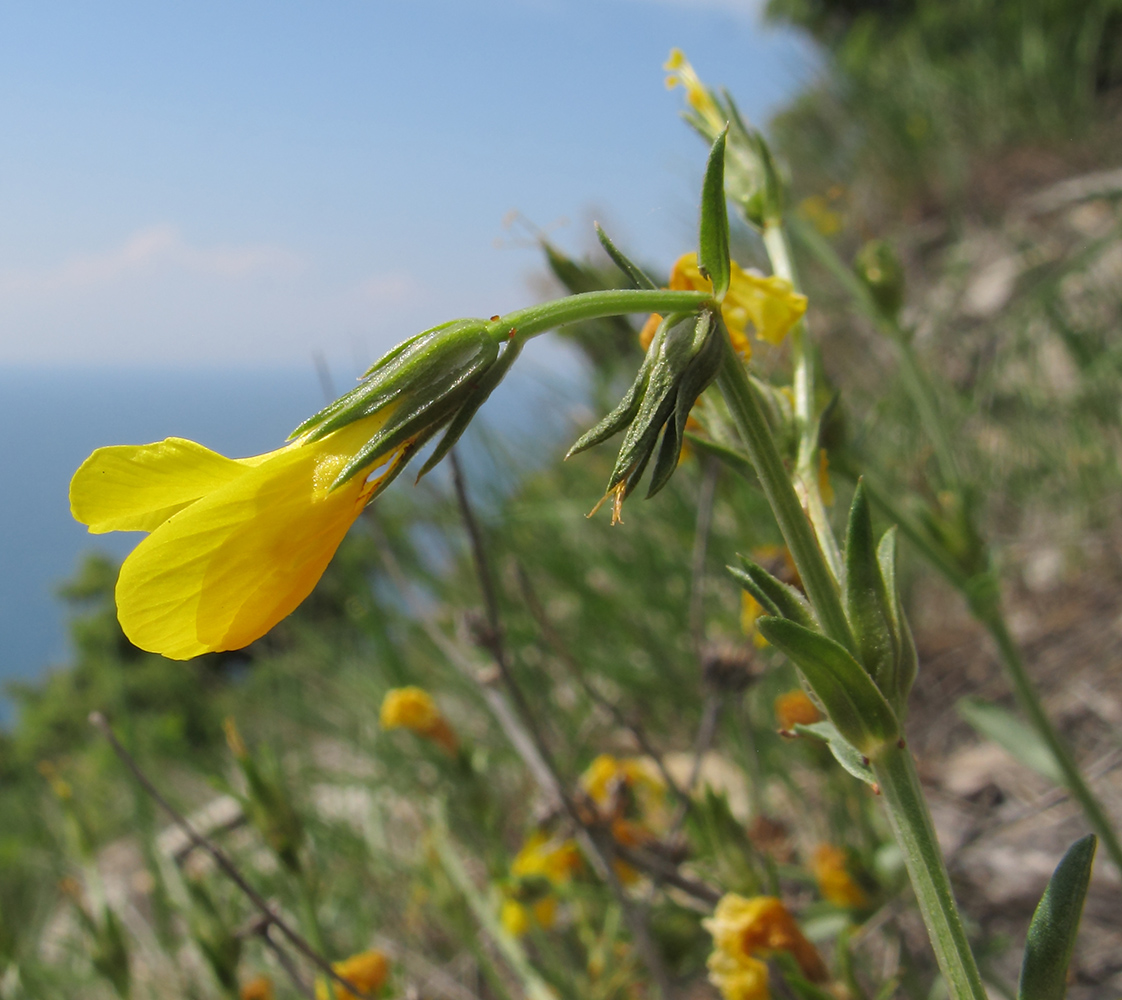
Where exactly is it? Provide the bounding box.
[595,223,658,290]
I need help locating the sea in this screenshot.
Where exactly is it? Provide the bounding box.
[0,353,586,722]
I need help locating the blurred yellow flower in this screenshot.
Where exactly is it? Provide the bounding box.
[511,831,582,883]
[501,831,581,936]
[70,411,404,660]
[240,976,275,1000]
[669,254,806,358]
[704,894,828,983]
[774,690,822,731]
[638,312,663,351]
[812,845,869,909]
[315,950,389,1000]
[580,754,665,813]
[380,687,458,754]
[663,49,724,134]
[707,949,771,1000]
[740,592,769,649]
[797,194,843,237]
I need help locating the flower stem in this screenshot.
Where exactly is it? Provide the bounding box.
[488,288,711,343]
[714,335,856,655]
[761,222,844,583]
[870,743,988,1000]
[980,608,1122,874]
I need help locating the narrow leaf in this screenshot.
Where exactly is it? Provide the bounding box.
[698,128,731,300]
[1018,834,1097,1000]
[844,481,899,694]
[957,697,1064,785]
[794,720,877,787]
[595,223,658,290]
[731,559,816,631]
[758,617,899,753]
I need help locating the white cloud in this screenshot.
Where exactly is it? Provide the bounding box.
[0,227,444,367]
[0,225,304,297]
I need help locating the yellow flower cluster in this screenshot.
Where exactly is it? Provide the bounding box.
[239,976,274,1000]
[500,831,583,937]
[812,845,869,909]
[704,894,828,995]
[315,950,390,1000]
[579,754,667,884]
[668,254,807,359]
[379,687,458,755]
[69,411,404,659]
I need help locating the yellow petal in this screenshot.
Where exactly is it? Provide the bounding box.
[70,438,260,534]
[115,416,388,659]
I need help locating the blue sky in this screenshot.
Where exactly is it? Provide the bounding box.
[0,0,815,371]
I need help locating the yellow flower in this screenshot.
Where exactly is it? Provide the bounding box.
[812,845,868,909]
[240,976,275,1000]
[797,194,843,237]
[315,950,390,1000]
[580,754,665,812]
[740,592,769,649]
[664,49,724,134]
[704,894,828,983]
[707,949,771,1000]
[774,690,822,731]
[500,896,558,937]
[511,831,582,884]
[379,687,458,754]
[638,312,663,351]
[70,410,406,660]
[669,253,806,358]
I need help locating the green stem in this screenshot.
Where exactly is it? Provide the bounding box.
[982,609,1122,874]
[715,337,856,655]
[762,222,845,582]
[487,288,711,343]
[871,743,988,1000]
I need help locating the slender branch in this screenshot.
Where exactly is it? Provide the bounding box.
[89,713,372,1000]
[515,563,692,815]
[689,457,720,652]
[668,695,721,838]
[448,455,676,1000]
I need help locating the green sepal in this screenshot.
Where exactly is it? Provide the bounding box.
[698,127,731,300]
[729,558,816,631]
[844,482,899,696]
[290,321,461,439]
[646,311,722,497]
[566,319,668,458]
[416,339,524,480]
[595,223,658,290]
[300,320,496,444]
[877,527,917,710]
[757,617,900,754]
[1018,834,1097,1000]
[793,720,877,787]
[607,315,699,493]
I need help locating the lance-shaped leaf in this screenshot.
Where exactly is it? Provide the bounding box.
[698,127,731,300]
[957,697,1063,785]
[595,223,658,290]
[1018,834,1097,1000]
[793,720,877,787]
[757,617,900,754]
[845,482,900,696]
[878,527,917,709]
[728,558,816,631]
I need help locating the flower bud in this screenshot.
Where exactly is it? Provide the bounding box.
[380,687,458,755]
[569,310,724,522]
[293,318,510,489]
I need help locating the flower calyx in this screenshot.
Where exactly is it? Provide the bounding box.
[569,309,724,522]
[293,317,519,491]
